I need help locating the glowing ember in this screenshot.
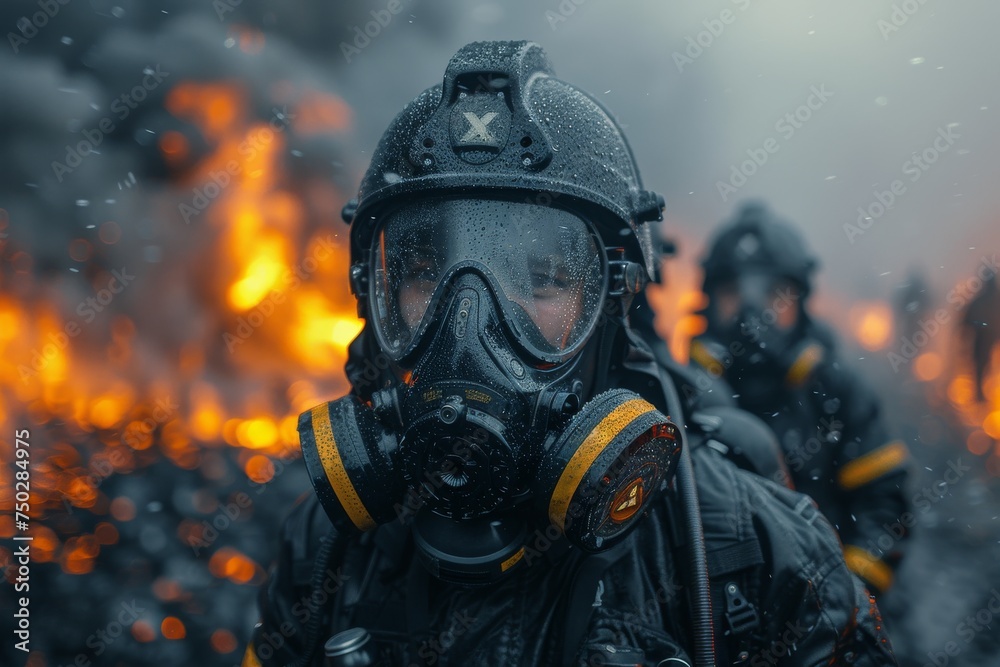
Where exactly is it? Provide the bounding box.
[245,454,275,483]
[161,616,187,640]
[209,547,260,585]
[211,629,239,654]
[132,621,157,643]
[849,301,894,351]
[913,352,944,382]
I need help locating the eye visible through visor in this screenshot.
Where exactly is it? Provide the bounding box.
[370,198,606,361]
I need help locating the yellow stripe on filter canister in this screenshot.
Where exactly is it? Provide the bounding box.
[548,398,657,531]
[500,547,525,572]
[310,404,377,531]
[836,441,909,491]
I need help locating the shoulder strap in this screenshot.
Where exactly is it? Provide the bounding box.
[560,541,631,667]
[699,457,765,667]
[706,541,764,579]
[708,542,764,666]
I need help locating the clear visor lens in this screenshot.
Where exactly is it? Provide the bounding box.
[371,198,605,359]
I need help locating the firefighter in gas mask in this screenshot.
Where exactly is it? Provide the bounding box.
[244,42,897,667]
[688,202,912,598]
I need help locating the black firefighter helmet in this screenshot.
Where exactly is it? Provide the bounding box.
[695,202,826,396]
[701,201,818,298]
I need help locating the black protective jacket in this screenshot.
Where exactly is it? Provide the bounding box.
[244,337,897,666]
[687,321,911,596]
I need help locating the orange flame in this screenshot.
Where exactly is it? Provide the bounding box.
[0,76,359,571]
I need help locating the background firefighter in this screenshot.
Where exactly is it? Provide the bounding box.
[682,203,912,597]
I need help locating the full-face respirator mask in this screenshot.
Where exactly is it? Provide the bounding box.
[697,203,822,399]
[299,198,680,584]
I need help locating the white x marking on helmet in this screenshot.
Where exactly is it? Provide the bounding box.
[460,111,498,143]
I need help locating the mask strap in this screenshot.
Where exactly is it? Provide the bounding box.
[591,294,630,394]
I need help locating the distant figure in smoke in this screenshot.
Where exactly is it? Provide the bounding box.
[894,268,932,345]
[684,202,912,598]
[960,272,1000,402]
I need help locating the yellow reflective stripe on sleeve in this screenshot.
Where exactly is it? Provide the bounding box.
[310,404,376,531]
[784,342,824,387]
[843,545,893,593]
[242,642,263,667]
[690,340,724,376]
[548,398,657,531]
[836,441,909,491]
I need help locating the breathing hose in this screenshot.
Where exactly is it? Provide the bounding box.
[292,529,344,667]
[660,361,716,667]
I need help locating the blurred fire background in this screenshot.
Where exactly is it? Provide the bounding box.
[0,1,997,666]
